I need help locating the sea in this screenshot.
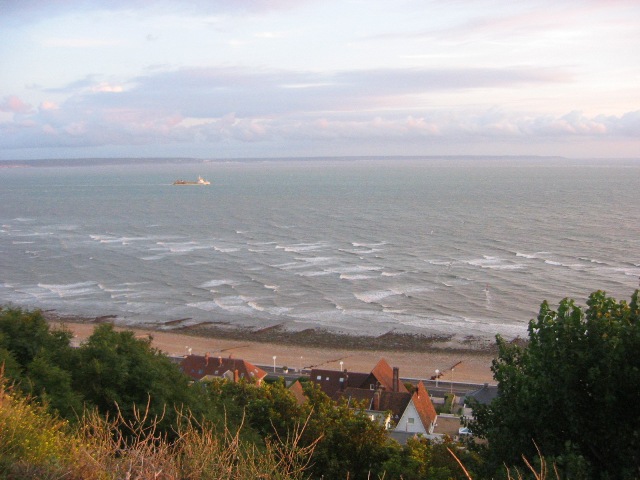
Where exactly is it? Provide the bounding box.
[1,157,639,344]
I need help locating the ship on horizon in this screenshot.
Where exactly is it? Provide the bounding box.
[173,176,211,186]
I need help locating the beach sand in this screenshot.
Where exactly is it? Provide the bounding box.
[46,315,498,385]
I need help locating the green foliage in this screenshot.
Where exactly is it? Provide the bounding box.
[470,290,640,479]
[0,374,314,479]
[382,436,483,480]
[0,379,74,476]
[0,307,72,371]
[73,324,204,430]
[206,378,396,480]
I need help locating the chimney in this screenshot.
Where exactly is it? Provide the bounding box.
[393,367,400,392]
[205,352,210,366]
[234,369,239,383]
[218,356,222,367]
[373,390,381,411]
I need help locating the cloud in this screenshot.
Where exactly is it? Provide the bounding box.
[0,67,636,156]
[0,95,34,114]
[44,65,569,121]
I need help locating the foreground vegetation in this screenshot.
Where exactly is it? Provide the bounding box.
[0,289,638,478]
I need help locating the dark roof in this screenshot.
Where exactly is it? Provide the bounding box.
[411,382,438,430]
[337,387,412,419]
[309,368,369,398]
[310,358,408,397]
[378,390,412,418]
[180,354,267,382]
[466,384,499,405]
[338,387,376,405]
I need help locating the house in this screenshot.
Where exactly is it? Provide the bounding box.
[310,358,409,399]
[340,381,437,434]
[395,382,438,434]
[180,353,268,385]
[311,358,437,435]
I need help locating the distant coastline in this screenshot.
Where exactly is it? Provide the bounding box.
[4,155,639,170]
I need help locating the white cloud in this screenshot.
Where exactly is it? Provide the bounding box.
[0,95,34,114]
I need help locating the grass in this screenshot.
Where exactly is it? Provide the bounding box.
[0,374,316,479]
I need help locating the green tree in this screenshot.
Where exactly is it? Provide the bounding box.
[470,290,640,479]
[73,324,201,430]
[26,352,84,418]
[0,307,72,369]
[381,436,483,480]
[301,383,393,480]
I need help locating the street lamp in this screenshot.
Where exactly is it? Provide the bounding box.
[272,355,277,373]
[435,369,440,388]
[450,368,455,395]
[340,361,344,372]
[299,356,303,373]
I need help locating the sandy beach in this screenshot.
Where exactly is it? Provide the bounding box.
[46,315,498,385]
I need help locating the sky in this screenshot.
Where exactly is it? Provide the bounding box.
[1,0,639,160]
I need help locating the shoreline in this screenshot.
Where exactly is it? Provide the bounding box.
[43,311,500,385]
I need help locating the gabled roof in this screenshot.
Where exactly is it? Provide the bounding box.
[411,381,438,430]
[288,380,307,405]
[180,354,267,383]
[367,358,409,393]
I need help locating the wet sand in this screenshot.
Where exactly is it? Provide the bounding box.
[46,314,498,384]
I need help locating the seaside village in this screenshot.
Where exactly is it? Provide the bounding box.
[178,352,497,444]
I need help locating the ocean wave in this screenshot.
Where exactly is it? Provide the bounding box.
[37,281,100,298]
[340,274,377,280]
[156,241,209,254]
[467,256,526,270]
[353,290,396,303]
[200,279,237,289]
[381,271,403,277]
[352,241,386,247]
[213,246,240,253]
[276,242,327,253]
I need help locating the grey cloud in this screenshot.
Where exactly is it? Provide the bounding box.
[55,65,569,119]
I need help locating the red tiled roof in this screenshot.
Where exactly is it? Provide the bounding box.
[180,354,267,383]
[368,358,409,393]
[412,381,438,431]
[288,380,307,405]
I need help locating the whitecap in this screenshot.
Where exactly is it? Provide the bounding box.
[353,290,396,303]
[340,274,377,280]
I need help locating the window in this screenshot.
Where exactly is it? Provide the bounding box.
[317,375,322,380]
[339,378,344,383]
[370,384,375,390]
[407,418,415,424]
